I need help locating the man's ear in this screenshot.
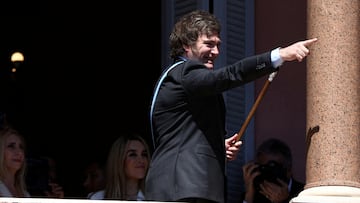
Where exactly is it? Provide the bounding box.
[183,44,191,52]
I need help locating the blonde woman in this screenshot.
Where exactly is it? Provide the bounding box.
[90,133,150,200]
[0,126,30,197]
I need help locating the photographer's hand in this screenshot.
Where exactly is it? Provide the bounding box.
[259,179,289,203]
[242,162,260,203]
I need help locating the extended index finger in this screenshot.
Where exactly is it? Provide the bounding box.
[303,38,318,46]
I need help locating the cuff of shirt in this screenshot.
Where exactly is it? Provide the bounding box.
[271,47,284,68]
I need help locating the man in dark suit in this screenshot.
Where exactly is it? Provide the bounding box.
[241,138,305,203]
[146,10,316,203]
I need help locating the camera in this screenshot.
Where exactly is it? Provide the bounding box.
[252,160,288,190]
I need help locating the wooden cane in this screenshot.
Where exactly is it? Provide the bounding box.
[235,71,278,141]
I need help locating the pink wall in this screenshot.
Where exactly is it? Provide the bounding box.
[254,1,308,182]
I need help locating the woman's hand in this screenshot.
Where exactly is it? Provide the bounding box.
[44,182,64,198]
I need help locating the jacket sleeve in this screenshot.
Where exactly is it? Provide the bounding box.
[182,51,276,96]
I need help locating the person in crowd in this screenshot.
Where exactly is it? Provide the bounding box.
[82,157,106,198]
[90,133,151,200]
[25,155,65,198]
[241,138,304,203]
[0,126,30,197]
[0,125,64,198]
[43,156,64,198]
[146,9,317,203]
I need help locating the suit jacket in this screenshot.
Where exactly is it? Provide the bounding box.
[145,52,277,203]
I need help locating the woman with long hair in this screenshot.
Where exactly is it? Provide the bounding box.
[90,133,151,200]
[0,126,29,197]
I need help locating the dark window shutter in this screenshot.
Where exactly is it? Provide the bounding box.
[224,1,255,203]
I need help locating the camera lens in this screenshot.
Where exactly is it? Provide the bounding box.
[252,160,287,189]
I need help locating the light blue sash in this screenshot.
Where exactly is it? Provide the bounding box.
[149,60,185,148]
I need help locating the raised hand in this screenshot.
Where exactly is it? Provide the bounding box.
[279,38,318,62]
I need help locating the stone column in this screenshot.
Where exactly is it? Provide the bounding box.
[291,1,360,203]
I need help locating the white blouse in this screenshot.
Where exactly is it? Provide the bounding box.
[0,180,30,197]
[89,189,145,201]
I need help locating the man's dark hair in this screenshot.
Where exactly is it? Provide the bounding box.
[256,138,292,170]
[169,10,221,59]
